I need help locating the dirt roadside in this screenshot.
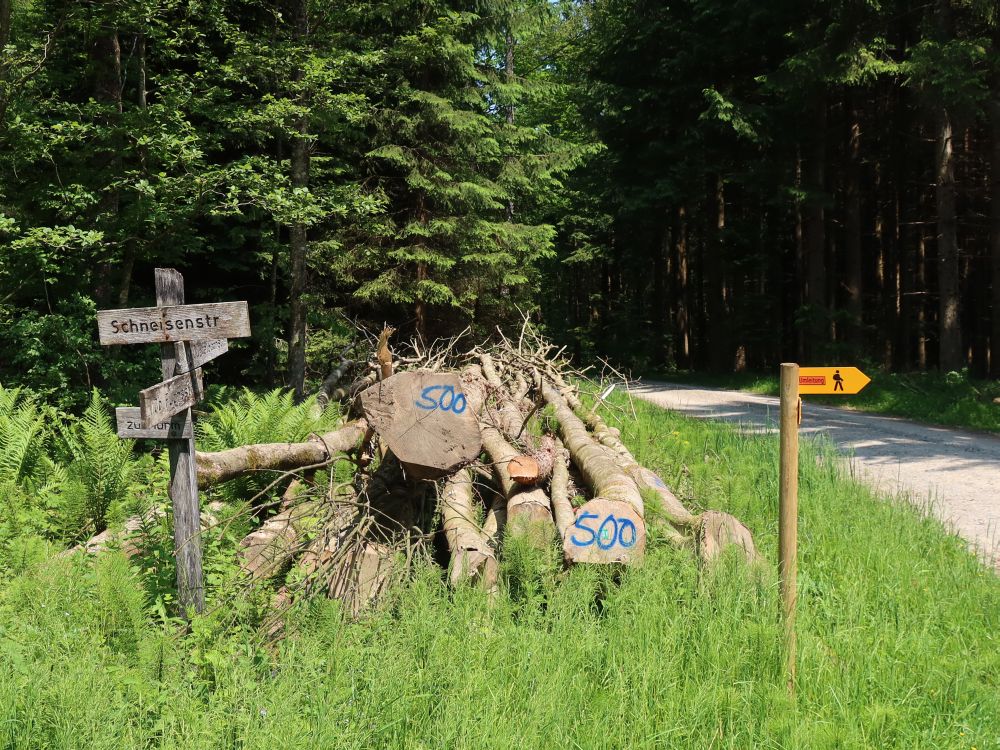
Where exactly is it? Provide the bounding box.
[632,381,1000,570]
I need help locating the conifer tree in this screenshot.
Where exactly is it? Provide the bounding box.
[339,0,575,340]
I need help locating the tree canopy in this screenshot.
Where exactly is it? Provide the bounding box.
[2,0,999,407]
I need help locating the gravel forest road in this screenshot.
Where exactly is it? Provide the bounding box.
[632,381,1000,570]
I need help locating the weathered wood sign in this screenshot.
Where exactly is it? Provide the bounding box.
[96,269,251,616]
[139,368,205,428]
[116,407,193,439]
[178,338,228,374]
[96,301,250,345]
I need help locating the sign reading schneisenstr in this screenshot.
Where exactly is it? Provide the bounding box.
[96,269,251,617]
[97,301,250,345]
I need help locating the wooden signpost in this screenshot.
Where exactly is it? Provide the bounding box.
[96,301,250,345]
[778,362,870,693]
[98,269,250,615]
[139,367,205,428]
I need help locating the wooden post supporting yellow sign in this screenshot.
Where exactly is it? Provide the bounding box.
[778,363,800,693]
[778,362,870,694]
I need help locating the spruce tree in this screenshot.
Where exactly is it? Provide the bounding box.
[339,0,574,340]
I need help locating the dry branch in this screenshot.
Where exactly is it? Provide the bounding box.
[195,419,368,488]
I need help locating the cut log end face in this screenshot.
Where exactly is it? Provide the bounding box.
[359,371,482,479]
[697,511,760,566]
[563,498,646,565]
[508,455,540,485]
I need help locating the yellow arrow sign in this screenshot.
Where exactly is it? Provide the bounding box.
[797,366,871,395]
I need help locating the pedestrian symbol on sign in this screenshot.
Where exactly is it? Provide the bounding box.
[833,370,844,391]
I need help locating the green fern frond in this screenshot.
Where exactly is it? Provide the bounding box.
[56,390,135,538]
[0,387,52,488]
[197,388,343,504]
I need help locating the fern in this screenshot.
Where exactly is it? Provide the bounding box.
[0,386,70,544]
[198,388,341,450]
[198,388,344,503]
[0,387,52,489]
[56,390,135,539]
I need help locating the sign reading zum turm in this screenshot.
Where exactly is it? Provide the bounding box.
[97,301,250,345]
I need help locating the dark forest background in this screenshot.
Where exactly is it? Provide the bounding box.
[2,0,999,408]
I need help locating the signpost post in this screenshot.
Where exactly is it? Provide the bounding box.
[778,363,800,693]
[97,269,250,616]
[778,362,870,694]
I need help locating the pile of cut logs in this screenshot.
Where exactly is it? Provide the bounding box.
[82,328,761,621]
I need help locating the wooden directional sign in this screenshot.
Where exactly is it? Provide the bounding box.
[116,407,193,439]
[97,301,250,345]
[139,368,204,428]
[798,366,871,395]
[93,269,245,617]
[177,338,228,375]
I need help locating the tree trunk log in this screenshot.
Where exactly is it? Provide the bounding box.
[540,382,645,564]
[549,438,574,538]
[441,468,499,590]
[195,419,368,488]
[359,371,482,479]
[548,377,760,565]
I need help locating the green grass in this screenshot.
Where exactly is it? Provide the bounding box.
[0,395,997,749]
[647,369,1000,432]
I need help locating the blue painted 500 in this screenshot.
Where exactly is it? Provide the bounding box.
[414,384,468,415]
[570,511,638,550]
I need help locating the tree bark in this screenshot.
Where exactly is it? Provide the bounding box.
[705,175,728,370]
[845,102,864,347]
[0,0,12,50]
[195,420,368,488]
[549,438,573,538]
[991,30,1000,377]
[935,0,963,371]
[539,381,645,564]
[287,0,310,400]
[803,96,827,358]
[505,25,515,221]
[541,368,759,564]
[673,206,691,367]
[90,20,123,307]
[441,468,498,589]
